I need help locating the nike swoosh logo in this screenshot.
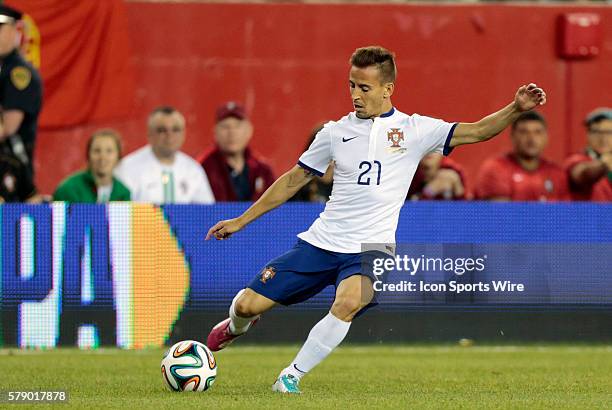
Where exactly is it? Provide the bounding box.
[342,136,358,142]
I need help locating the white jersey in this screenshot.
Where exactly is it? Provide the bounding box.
[114,145,215,204]
[297,108,456,253]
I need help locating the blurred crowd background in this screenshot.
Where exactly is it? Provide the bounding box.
[1,0,610,204]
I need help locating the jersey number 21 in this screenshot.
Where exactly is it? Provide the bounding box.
[357,160,382,185]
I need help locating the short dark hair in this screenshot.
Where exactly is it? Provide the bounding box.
[150,105,178,117]
[511,111,547,132]
[86,129,123,161]
[350,46,396,84]
[147,105,184,130]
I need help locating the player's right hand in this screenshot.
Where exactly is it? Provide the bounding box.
[514,83,547,112]
[205,218,244,241]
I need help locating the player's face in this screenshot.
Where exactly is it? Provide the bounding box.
[511,120,548,159]
[88,135,120,178]
[0,23,17,56]
[587,119,612,155]
[349,66,393,119]
[148,112,185,158]
[214,117,253,155]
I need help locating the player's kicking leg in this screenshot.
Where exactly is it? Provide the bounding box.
[207,288,276,351]
[272,275,374,394]
[208,238,334,353]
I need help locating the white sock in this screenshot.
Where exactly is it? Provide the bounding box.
[228,289,258,335]
[282,312,351,380]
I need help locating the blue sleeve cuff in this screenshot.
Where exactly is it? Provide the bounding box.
[443,123,458,156]
[297,161,324,177]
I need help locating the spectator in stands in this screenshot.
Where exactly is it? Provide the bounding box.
[0,5,43,177]
[407,153,467,200]
[291,125,334,203]
[0,140,40,203]
[200,102,274,201]
[476,111,568,201]
[115,106,214,204]
[53,129,130,203]
[564,108,612,200]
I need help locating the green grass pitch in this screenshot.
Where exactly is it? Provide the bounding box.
[1,345,611,409]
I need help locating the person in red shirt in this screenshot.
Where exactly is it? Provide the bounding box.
[564,108,612,200]
[407,153,468,200]
[199,102,275,201]
[476,111,569,201]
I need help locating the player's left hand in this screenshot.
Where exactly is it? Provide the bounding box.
[205,217,244,241]
[515,83,547,112]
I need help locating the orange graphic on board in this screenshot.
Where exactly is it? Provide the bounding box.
[132,205,190,348]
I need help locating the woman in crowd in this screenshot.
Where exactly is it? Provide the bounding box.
[54,129,130,203]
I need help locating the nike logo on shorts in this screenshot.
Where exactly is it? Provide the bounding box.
[342,136,358,142]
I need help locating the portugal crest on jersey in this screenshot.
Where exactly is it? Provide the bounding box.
[386,128,407,154]
[387,128,404,148]
[260,266,276,284]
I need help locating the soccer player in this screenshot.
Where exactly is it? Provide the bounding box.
[205,46,546,393]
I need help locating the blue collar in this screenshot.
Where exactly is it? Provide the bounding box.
[380,107,395,118]
[353,106,395,121]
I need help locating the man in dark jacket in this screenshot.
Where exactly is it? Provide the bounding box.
[200,102,274,201]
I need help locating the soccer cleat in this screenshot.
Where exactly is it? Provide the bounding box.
[206,317,259,352]
[271,374,301,394]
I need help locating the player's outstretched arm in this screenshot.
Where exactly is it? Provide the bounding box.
[450,83,547,148]
[206,165,316,240]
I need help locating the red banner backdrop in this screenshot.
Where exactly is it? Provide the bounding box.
[6,0,134,128]
[3,2,610,195]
